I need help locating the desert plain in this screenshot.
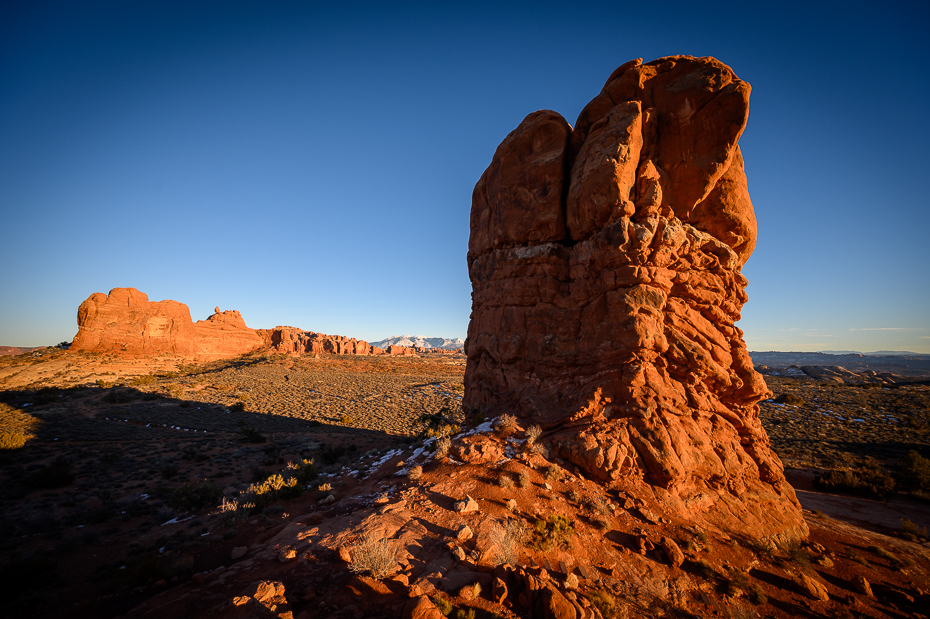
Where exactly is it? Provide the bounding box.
[1,345,929,619]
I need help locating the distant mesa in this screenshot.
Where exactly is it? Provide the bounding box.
[69,287,426,360]
[0,346,42,357]
[464,55,806,543]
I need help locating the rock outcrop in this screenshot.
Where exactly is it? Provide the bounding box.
[71,288,265,360]
[258,326,372,355]
[464,56,806,542]
[71,288,416,360]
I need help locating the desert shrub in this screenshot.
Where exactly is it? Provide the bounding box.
[320,443,354,465]
[215,497,252,524]
[525,424,542,444]
[248,474,300,508]
[407,465,423,480]
[587,590,616,618]
[813,457,895,500]
[26,457,75,489]
[455,609,476,619]
[96,379,113,389]
[518,470,530,488]
[489,519,525,565]
[895,450,930,494]
[434,436,451,459]
[292,458,318,485]
[499,475,514,489]
[726,569,767,605]
[103,389,133,403]
[347,534,397,579]
[236,421,266,443]
[494,414,519,436]
[692,557,717,579]
[546,466,563,482]
[531,515,574,551]
[527,442,545,456]
[160,464,179,479]
[0,432,26,450]
[0,404,39,448]
[506,498,517,511]
[129,374,157,386]
[867,544,913,569]
[33,387,62,405]
[432,595,453,616]
[170,480,223,512]
[340,414,354,425]
[899,518,929,542]
[591,494,611,515]
[773,393,805,406]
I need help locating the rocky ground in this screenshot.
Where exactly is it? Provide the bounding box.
[0,349,928,618]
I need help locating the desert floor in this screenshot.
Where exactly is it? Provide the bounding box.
[0,349,928,618]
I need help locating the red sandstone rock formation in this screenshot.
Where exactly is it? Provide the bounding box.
[386,344,415,356]
[464,56,805,542]
[258,326,371,355]
[71,288,265,360]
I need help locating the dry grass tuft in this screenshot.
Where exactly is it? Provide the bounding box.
[348,534,397,579]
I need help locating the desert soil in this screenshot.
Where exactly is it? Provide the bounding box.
[0,348,928,619]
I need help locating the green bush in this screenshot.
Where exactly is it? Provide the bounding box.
[431,595,453,616]
[26,457,75,489]
[531,515,574,551]
[813,457,895,500]
[170,480,223,512]
[895,450,930,494]
[248,473,300,508]
[129,374,158,386]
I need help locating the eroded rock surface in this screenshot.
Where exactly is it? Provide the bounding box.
[464,56,806,542]
[71,288,413,360]
[71,288,264,360]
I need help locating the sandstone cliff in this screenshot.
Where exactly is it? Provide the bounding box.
[71,288,415,360]
[464,56,806,542]
[71,288,265,360]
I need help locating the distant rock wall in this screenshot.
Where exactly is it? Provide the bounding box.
[257,327,372,355]
[464,56,806,542]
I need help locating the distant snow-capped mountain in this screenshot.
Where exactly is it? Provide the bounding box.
[370,335,464,350]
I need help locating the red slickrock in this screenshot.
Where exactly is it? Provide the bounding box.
[464,56,805,542]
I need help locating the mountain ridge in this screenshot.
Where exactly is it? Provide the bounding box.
[369,335,463,350]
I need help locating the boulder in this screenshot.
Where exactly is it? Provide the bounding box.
[463,56,806,543]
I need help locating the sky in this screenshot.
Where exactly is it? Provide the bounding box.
[1,0,928,353]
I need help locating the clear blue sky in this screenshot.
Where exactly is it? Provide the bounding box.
[2,1,928,353]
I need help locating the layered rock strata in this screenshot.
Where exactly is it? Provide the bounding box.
[258,326,372,355]
[71,288,264,360]
[464,56,806,541]
[71,288,415,360]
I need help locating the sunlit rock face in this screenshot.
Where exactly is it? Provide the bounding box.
[72,287,264,360]
[464,56,806,542]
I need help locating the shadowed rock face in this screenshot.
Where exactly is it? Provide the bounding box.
[464,56,806,541]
